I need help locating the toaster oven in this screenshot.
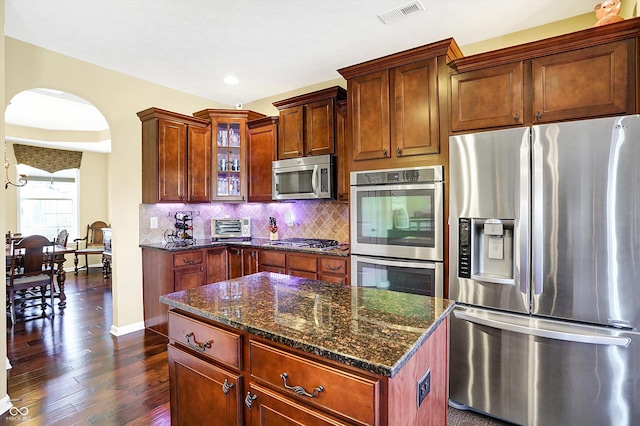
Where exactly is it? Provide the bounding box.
[211,218,252,241]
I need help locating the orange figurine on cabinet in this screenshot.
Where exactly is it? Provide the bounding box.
[594,0,624,26]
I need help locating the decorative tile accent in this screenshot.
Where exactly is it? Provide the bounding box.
[140,201,349,244]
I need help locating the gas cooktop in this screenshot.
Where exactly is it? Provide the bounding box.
[264,238,339,249]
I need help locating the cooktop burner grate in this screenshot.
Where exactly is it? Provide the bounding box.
[265,238,339,248]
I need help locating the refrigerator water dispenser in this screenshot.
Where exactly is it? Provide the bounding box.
[458,218,515,285]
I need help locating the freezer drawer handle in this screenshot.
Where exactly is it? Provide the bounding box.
[454,310,631,347]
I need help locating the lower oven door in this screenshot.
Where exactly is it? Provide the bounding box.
[350,255,443,297]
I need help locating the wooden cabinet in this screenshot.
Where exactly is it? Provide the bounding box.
[338,39,462,171]
[142,247,227,336]
[166,306,450,426]
[248,383,348,426]
[138,107,211,203]
[193,109,266,202]
[207,246,227,284]
[335,99,349,203]
[449,22,639,132]
[246,117,278,202]
[318,257,349,285]
[167,312,243,425]
[258,249,349,284]
[273,87,347,159]
[258,250,286,274]
[228,246,259,279]
[173,251,205,291]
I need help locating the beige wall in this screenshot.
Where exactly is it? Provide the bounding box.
[4,37,230,335]
[1,0,8,410]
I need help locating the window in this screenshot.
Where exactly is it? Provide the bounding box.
[17,166,79,242]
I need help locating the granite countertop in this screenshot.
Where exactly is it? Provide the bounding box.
[140,238,350,257]
[160,272,454,378]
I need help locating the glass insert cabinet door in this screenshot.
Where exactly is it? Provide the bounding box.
[215,121,243,200]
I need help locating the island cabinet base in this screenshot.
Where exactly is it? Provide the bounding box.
[167,309,450,426]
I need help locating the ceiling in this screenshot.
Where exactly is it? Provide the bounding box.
[4,0,599,147]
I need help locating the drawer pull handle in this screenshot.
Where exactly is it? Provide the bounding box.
[222,379,234,395]
[325,263,342,271]
[183,257,198,264]
[280,373,324,398]
[245,392,257,409]
[185,332,213,352]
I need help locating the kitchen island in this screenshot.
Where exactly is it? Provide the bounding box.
[161,272,454,425]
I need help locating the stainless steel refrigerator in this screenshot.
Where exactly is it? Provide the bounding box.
[448,115,640,426]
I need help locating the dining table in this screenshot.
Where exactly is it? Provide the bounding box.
[5,243,76,307]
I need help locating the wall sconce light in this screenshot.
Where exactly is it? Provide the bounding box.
[4,145,27,189]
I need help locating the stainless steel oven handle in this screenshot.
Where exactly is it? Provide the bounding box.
[454,310,631,347]
[354,255,438,269]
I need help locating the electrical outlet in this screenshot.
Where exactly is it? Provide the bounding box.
[417,369,431,408]
[150,217,158,229]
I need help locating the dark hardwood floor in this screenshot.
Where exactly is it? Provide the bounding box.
[4,268,170,426]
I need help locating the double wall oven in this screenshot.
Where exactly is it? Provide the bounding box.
[350,166,444,297]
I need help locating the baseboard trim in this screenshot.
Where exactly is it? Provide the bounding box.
[110,321,145,337]
[0,395,13,416]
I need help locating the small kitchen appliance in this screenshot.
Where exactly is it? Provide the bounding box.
[272,154,335,200]
[211,218,252,241]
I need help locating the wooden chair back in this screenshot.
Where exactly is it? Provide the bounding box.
[77,221,110,249]
[9,235,55,281]
[54,229,69,247]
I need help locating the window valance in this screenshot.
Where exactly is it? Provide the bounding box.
[13,144,83,173]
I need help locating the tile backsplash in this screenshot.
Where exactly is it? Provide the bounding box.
[139,201,349,244]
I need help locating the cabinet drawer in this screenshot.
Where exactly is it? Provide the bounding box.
[250,341,379,425]
[173,250,203,268]
[260,250,286,268]
[169,311,242,369]
[320,257,347,275]
[287,253,318,272]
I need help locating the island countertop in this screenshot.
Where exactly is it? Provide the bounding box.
[160,272,454,378]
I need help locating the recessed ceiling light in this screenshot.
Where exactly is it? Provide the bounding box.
[224,76,239,85]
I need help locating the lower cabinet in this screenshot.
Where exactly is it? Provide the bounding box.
[168,345,243,425]
[228,246,260,279]
[248,383,350,426]
[259,249,349,284]
[167,308,450,425]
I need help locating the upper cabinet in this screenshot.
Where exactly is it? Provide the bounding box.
[193,109,266,202]
[449,20,639,132]
[273,86,347,159]
[138,107,211,203]
[246,116,278,203]
[335,99,349,203]
[339,38,463,171]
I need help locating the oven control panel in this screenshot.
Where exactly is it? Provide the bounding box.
[352,165,443,186]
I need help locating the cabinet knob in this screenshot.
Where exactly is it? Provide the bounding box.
[297,151,302,156]
[382,148,387,157]
[307,151,312,156]
[222,378,234,395]
[514,112,520,122]
[536,111,542,121]
[245,392,257,409]
[397,147,401,156]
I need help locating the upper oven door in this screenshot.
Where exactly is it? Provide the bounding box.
[350,181,443,261]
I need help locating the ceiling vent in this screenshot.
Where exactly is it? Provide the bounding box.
[377,0,425,24]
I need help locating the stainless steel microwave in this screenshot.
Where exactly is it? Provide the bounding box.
[272,154,335,201]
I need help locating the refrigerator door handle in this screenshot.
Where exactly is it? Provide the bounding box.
[454,310,631,347]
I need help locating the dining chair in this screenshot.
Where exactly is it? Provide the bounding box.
[54,229,69,247]
[74,221,109,275]
[6,235,56,324]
